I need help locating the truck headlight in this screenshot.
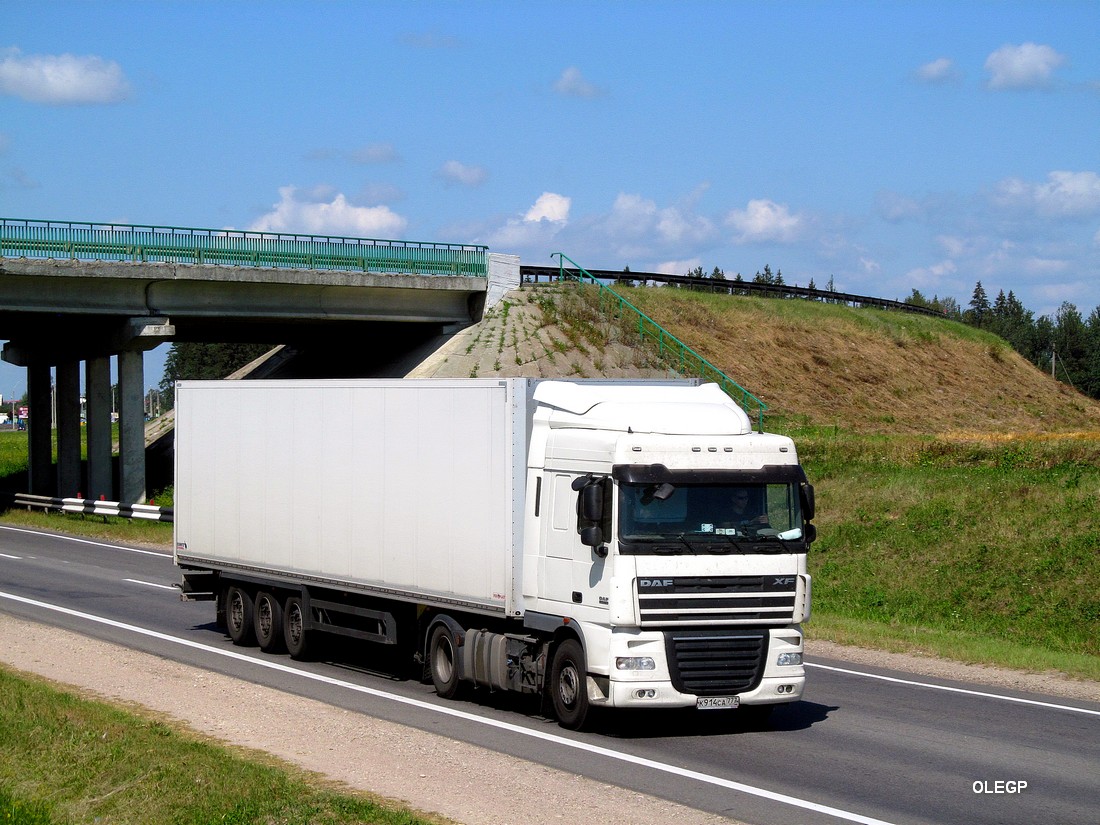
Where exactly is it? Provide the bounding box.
[616,656,656,671]
[776,652,803,666]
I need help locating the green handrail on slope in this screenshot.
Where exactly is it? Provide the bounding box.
[551,253,767,431]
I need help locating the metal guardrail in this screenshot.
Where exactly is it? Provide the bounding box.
[0,217,488,277]
[7,492,173,523]
[551,253,768,431]
[522,265,947,318]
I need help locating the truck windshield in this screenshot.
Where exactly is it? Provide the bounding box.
[618,482,804,554]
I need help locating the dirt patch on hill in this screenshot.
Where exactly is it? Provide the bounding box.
[414,283,1100,436]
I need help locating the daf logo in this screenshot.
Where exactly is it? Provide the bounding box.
[773,577,796,586]
[639,579,674,588]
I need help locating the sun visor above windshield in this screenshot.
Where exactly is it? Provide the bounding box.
[533,381,752,435]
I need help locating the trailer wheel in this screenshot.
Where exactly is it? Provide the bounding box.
[283,596,311,660]
[428,624,462,699]
[550,639,590,730]
[225,586,255,646]
[254,591,285,653]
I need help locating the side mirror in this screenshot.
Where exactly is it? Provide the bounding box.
[580,481,604,522]
[801,483,816,522]
[580,525,604,548]
[804,523,817,544]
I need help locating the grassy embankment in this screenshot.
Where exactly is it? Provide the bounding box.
[614,284,1100,679]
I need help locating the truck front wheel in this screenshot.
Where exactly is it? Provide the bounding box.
[550,639,590,730]
[428,624,462,699]
[225,586,255,646]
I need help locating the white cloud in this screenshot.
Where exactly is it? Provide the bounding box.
[725,199,805,244]
[250,186,407,237]
[356,181,404,205]
[859,257,881,275]
[937,234,982,259]
[993,171,1100,218]
[553,67,604,98]
[438,160,488,187]
[904,259,959,290]
[350,143,400,164]
[0,47,130,104]
[1021,256,1070,275]
[604,192,714,248]
[654,258,702,276]
[916,57,958,84]
[606,193,658,236]
[875,191,923,223]
[484,192,571,249]
[984,43,1065,90]
[2,167,39,190]
[524,192,571,223]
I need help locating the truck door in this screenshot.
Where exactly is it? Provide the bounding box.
[541,473,609,613]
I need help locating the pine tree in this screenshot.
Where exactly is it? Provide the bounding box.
[967,281,991,326]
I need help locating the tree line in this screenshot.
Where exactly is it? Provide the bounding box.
[907,281,1100,401]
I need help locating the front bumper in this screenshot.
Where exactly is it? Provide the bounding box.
[590,626,805,709]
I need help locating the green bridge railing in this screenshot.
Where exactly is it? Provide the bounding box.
[0,217,488,277]
[552,253,768,430]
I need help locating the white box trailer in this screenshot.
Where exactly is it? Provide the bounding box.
[175,378,815,729]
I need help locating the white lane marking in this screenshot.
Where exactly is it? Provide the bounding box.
[0,525,170,558]
[0,552,22,560]
[123,579,178,591]
[806,662,1100,717]
[0,590,896,825]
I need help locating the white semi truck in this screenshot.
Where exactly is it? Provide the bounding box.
[174,378,815,729]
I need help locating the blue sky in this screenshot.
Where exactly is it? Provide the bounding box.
[2,1,1098,398]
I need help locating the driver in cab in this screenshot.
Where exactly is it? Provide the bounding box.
[724,488,769,532]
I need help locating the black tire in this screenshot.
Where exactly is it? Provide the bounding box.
[550,638,590,730]
[225,585,255,646]
[428,624,462,699]
[254,591,285,653]
[283,596,312,660]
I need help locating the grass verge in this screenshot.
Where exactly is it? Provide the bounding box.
[0,665,445,825]
[797,429,1100,679]
[806,613,1100,682]
[0,508,172,549]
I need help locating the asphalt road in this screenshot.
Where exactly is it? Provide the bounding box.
[1,524,1097,825]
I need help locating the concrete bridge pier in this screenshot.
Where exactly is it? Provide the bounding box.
[26,362,52,497]
[84,356,112,501]
[3,316,173,505]
[55,360,81,498]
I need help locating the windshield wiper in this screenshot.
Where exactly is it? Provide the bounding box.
[713,534,751,553]
[674,533,701,554]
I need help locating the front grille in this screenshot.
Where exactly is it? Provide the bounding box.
[665,629,768,696]
[637,575,797,627]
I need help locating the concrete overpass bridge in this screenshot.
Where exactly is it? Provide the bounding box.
[0,218,518,504]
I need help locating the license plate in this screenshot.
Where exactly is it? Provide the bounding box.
[697,696,739,709]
